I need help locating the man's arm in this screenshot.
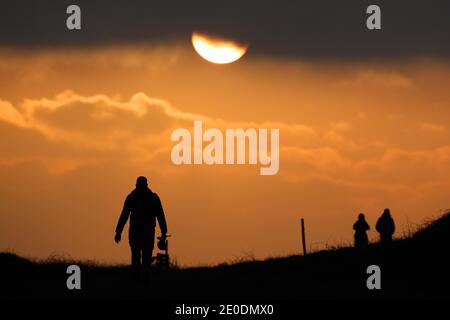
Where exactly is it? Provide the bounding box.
[155,194,168,235]
[114,196,131,243]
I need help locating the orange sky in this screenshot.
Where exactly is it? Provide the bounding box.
[1,44,450,266]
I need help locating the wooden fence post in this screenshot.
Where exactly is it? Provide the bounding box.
[301,218,307,255]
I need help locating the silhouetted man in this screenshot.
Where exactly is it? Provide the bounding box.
[376,208,395,243]
[353,213,370,248]
[114,176,168,279]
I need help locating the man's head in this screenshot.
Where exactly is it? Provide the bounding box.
[136,176,148,189]
[383,208,390,216]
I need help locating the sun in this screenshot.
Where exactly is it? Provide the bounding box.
[191,32,248,64]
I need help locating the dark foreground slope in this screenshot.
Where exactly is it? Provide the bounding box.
[2,212,450,300]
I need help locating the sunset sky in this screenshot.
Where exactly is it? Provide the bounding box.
[1,1,450,266]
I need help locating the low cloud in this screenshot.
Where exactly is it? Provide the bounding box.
[1,91,450,191]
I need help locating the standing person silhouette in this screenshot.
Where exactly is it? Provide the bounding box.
[376,208,395,244]
[353,213,370,248]
[114,176,168,280]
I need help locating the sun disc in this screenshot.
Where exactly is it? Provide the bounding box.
[192,32,248,64]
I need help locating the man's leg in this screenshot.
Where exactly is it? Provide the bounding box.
[141,230,155,283]
[142,246,153,268]
[130,244,142,280]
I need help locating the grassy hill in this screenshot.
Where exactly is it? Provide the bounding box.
[2,211,450,300]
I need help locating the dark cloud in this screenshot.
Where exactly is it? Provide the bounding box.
[0,0,449,60]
